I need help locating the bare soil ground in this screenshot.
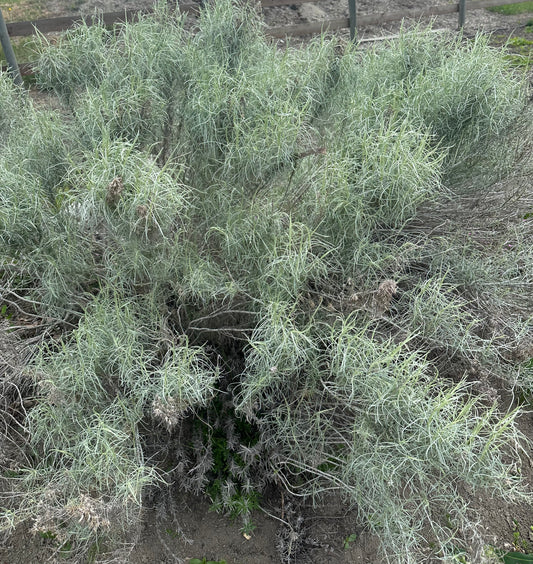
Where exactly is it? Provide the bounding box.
[34,0,533,39]
[1,1,533,563]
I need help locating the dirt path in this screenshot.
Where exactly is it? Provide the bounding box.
[41,0,531,36]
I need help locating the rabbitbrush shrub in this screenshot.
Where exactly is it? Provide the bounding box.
[1,2,532,561]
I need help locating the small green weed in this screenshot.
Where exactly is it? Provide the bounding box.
[503,53,532,68]
[485,546,506,560]
[445,512,456,530]
[59,541,73,559]
[488,2,533,15]
[508,36,533,48]
[38,530,57,541]
[344,533,357,549]
[500,36,533,68]
[191,397,262,534]
[0,304,12,320]
[512,519,530,552]
[208,487,259,534]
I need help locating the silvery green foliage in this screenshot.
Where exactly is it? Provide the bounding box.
[254,317,528,562]
[1,2,532,561]
[6,293,217,553]
[0,72,29,144]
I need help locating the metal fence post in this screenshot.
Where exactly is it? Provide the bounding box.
[349,0,356,41]
[458,0,466,29]
[0,9,23,85]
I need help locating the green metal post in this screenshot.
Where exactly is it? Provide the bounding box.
[0,8,23,86]
[458,0,466,29]
[349,0,356,41]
